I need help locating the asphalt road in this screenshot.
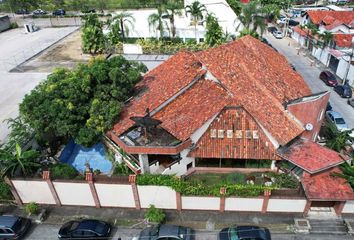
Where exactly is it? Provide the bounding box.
[23,223,354,240]
[264,34,354,129]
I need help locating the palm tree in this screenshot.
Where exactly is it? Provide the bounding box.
[163,1,183,38]
[0,143,40,177]
[185,0,207,41]
[333,162,354,189]
[148,6,166,39]
[237,1,266,37]
[112,12,135,42]
[319,31,333,62]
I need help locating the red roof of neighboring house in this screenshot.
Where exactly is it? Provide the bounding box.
[111,36,312,146]
[334,33,354,47]
[302,167,354,201]
[293,26,309,37]
[307,11,354,27]
[278,138,347,173]
[154,79,230,141]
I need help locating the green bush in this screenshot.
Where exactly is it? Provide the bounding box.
[267,172,298,189]
[10,22,18,29]
[113,163,132,176]
[25,202,39,215]
[0,182,12,200]
[50,163,78,179]
[144,204,165,223]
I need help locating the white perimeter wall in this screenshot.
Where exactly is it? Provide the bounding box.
[95,183,135,208]
[182,196,220,210]
[138,185,177,209]
[267,198,307,212]
[343,200,354,213]
[225,197,263,211]
[12,180,55,204]
[53,182,95,206]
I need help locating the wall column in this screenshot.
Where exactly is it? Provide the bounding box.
[219,187,226,213]
[139,154,150,174]
[42,170,61,206]
[85,172,101,208]
[176,192,182,211]
[261,189,271,213]
[334,201,345,216]
[303,200,312,217]
[4,177,22,206]
[129,175,141,210]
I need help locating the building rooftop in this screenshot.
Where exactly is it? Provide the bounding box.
[307,10,354,28]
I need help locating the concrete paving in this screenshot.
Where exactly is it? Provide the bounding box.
[264,33,354,129]
[0,27,78,143]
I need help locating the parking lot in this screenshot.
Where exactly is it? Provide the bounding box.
[0,27,77,143]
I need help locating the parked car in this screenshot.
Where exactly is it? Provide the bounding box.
[137,224,195,240]
[319,71,338,87]
[288,19,300,26]
[326,101,332,111]
[218,226,271,240]
[0,215,31,240]
[33,9,47,15]
[53,9,66,16]
[333,83,352,98]
[58,219,111,239]
[15,9,29,15]
[325,111,348,132]
[267,26,278,34]
[82,8,96,14]
[348,98,354,108]
[273,31,284,39]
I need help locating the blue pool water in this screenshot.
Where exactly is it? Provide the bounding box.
[59,140,113,174]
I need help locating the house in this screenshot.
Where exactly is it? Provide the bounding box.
[107,36,354,212]
[292,10,354,86]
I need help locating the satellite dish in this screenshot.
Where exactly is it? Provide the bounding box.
[305,123,313,131]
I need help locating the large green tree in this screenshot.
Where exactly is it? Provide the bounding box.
[163,0,183,38]
[81,14,106,54]
[205,13,225,46]
[237,0,266,38]
[20,56,147,147]
[111,12,135,42]
[185,0,207,41]
[148,6,166,39]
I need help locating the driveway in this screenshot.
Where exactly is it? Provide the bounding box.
[0,27,77,143]
[264,34,354,129]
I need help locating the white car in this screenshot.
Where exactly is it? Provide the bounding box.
[273,31,284,39]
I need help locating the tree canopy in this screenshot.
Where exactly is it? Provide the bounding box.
[81,14,107,54]
[205,14,225,46]
[19,56,147,147]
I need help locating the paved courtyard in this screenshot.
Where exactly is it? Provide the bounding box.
[0,27,77,143]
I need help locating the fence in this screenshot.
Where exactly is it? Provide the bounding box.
[6,171,331,216]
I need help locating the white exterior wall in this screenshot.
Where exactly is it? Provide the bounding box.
[267,199,307,212]
[343,200,354,213]
[225,197,263,211]
[292,32,306,47]
[95,183,135,208]
[138,185,177,209]
[162,149,193,176]
[123,44,143,54]
[12,180,56,204]
[53,182,95,206]
[336,58,354,86]
[312,47,330,65]
[182,196,220,210]
[149,161,160,173]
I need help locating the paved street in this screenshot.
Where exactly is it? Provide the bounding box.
[264,34,354,129]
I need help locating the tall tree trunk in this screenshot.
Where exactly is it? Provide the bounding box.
[120,19,125,41]
[171,16,176,38]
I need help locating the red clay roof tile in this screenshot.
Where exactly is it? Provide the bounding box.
[278,138,347,173]
[307,10,354,26]
[302,167,354,201]
[334,33,354,47]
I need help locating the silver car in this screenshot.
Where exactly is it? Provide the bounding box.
[325,111,348,132]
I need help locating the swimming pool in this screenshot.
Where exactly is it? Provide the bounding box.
[59,140,113,174]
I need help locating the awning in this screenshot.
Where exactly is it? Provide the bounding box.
[328,48,344,59]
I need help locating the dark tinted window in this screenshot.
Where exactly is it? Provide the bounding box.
[335,118,345,124]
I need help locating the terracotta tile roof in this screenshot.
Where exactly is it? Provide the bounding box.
[334,33,354,47]
[197,36,311,145]
[307,10,354,27]
[302,167,354,201]
[293,26,309,37]
[154,79,230,141]
[278,138,347,173]
[112,51,205,136]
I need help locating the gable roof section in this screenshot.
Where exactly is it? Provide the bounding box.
[112,51,205,136]
[197,36,311,145]
[153,78,230,141]
[278,138,347,174]
[302,167,354,201]
[307,10,354,27]
[334,33,354,47]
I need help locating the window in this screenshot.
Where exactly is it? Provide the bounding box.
[227,130,233,138]
[218,130,224,138]
[253,130,259,139]
[210,129,217,138]
[235,130,242,138]
[246,130,252,139]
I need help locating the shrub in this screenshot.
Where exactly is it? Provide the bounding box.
[50,163,78,179]
[267,172,298,189]
[25,202,39,215]
[0,181,12,200]
[144,204,165,223]
[113,163,133,176]
[10,22,18,29]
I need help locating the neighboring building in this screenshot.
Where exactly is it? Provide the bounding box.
[0,15,11,33]
[107,35,354,207]
[292,10,354,86]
